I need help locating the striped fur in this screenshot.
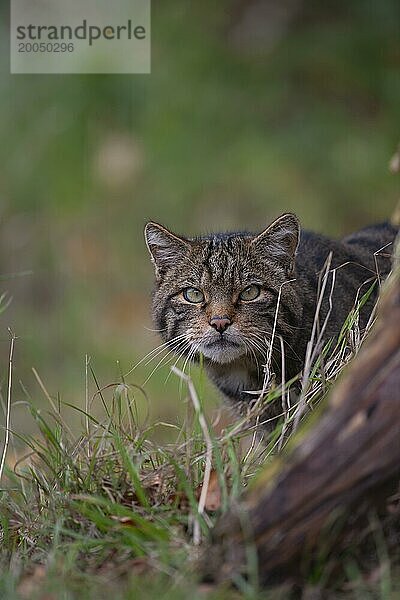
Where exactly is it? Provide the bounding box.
[145,214,398,418]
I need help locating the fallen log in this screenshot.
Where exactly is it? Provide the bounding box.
[205,242,400,587]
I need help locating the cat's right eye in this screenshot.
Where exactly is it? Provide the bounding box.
[239,284,261,302]
[182,287,205,304]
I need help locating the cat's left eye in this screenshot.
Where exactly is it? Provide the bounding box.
[183,287,205,303]
[239,284,261,302]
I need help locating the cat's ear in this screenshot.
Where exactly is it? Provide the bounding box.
[251,213,300,275]
[144,222,190,277]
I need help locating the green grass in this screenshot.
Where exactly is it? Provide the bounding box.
[1,282,399,599]
[0,363,253,599]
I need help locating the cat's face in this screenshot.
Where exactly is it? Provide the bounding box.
[144,214,300,366]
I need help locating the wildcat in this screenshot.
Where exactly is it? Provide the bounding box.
[144,214,398,417]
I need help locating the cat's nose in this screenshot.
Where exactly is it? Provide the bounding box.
[209,315,232,334]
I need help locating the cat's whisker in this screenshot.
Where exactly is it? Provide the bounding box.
[189,344,202,374]
[245,341,265,368]
[250,340,269,377]
[177,342,201,396]
[254,329,303,363]
[279,339,303,362]
[247,336,266,357]
[124,334,188,377]
[124,342,184,377]
[176,347,194,396]
[165,341,196,384]
[143,336,190,368]
[142,338,192,386]
[247,335,269,362]
[274,319,303,331]
[180,342,198,379]
[243,340,261,378]
[248,333,269,354]
[142,344,191,387]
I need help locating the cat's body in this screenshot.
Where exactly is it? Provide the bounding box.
[145,215,397,415]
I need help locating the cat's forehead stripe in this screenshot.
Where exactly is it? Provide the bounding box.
[202,238,245,283]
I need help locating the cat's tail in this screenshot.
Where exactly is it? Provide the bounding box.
[390,200,400,228]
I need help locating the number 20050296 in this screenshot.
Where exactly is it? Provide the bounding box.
[18,42,74,52]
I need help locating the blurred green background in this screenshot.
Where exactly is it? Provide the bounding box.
[1,0,399,438]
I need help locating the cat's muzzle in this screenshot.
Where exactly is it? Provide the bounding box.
[197,331,245,364]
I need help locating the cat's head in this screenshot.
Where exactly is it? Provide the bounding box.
[144,213,300,365]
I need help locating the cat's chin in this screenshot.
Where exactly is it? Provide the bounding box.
[198,340,245,364]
